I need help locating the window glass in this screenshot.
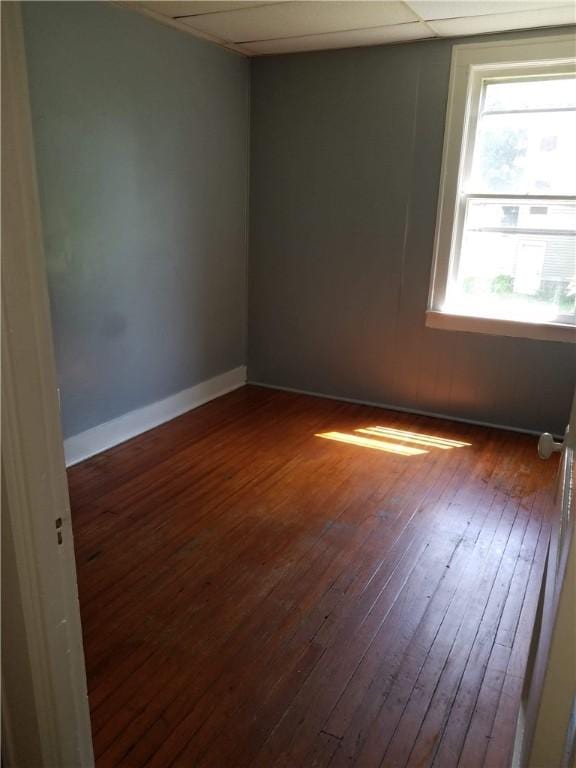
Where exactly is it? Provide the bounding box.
[469,110,576,195]
[447,201,576,322]
[483,76,576,111]
[445,73,576,326]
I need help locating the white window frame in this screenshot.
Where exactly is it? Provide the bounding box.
[427,34,576,344]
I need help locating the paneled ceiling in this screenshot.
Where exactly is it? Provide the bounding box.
[125,1,576,55]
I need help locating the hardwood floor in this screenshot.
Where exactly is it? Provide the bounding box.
[68,386,558,768]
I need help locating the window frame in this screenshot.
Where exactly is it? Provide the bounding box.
[427,34,576,344]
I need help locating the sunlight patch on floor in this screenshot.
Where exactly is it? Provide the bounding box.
[315,432,427,455]
[316,426,471,455]
[358,427,471,450]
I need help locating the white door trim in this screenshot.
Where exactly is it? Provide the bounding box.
[1,3,94,765]
[512,388,576,768]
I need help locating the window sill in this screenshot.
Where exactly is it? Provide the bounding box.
[425,310,576,343]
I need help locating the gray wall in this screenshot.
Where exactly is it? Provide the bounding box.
[23,2,249,438]
[248,32,575,435]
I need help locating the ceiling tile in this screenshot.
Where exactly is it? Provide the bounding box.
[181,2,419,43]
[140,2,277,19]
[406,1,562,22]
[245,21,433,54]
[428,4,576,34]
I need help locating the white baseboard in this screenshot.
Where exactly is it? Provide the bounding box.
[248,379,552,438]
[64,366,246,466]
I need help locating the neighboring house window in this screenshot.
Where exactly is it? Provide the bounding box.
[428,35,576,343]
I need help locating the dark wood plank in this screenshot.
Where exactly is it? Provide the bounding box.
[68,386,557,768]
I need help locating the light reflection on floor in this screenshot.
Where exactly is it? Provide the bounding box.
[316,426,471,456]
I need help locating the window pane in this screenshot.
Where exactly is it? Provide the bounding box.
[469,111,576,194]
[446,201,576,323]
[465,200,576,232]
[483,76,576,112]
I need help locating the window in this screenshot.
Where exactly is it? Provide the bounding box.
[428,35,576,343]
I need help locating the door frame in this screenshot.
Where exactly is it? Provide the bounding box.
[1,3,94,765]
[512,391,576,767]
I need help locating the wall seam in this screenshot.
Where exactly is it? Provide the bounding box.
[243,57,252,373]
[390,51,422,399]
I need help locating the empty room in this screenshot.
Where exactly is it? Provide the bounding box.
[2,1,576,767]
